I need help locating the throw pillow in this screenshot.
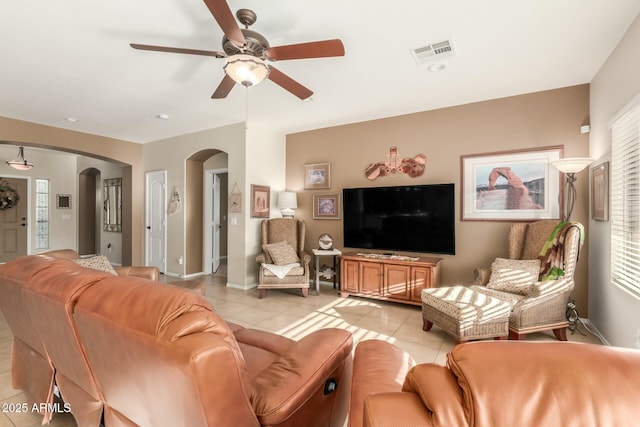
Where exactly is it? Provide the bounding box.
[486,258,540,296]
[74,255,118,275]
[262,241,300,266]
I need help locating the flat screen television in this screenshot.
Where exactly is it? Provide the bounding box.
[342,183,455,255]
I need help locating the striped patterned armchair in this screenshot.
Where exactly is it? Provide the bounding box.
[471,220,583,341]
[255,218,311,298]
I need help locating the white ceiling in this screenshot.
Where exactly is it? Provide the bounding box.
[1,0,639,144]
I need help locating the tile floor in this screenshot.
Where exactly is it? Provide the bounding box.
[0,261,603,426]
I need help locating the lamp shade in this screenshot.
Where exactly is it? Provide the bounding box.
[278,191,297,218]
[550,158,593,174]
[6,146,34,170]
[223,54,270,87]
[277,191,298,209]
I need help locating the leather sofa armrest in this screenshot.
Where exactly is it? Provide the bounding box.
[363,392,434,427]
[350,340,416,427]
[402,364,467,427]
[114,266,159,281]
[250,328,353,426]
[472,267,490,286]
[42,249,80,260]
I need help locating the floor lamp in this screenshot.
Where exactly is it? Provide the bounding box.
[550,158,593,221]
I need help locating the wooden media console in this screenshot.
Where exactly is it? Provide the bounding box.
[339,252,442,306]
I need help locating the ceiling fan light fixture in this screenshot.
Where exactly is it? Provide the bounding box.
[224,54,270,87]
[6,146,34,170]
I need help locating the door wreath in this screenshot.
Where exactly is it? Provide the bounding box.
[0,179,20,211]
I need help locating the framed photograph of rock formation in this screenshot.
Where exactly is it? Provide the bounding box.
[461,146,563,221]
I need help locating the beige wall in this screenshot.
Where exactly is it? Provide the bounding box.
[0,145,78,252]
[287,85,591,313]
[185,159,204,275]
[143,124,246,281]
[245,126,287,282]
[143,123,286,288]
[589,13,640,347]
[0,116,144,264]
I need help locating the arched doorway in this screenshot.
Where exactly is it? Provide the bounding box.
[184,149,229,275]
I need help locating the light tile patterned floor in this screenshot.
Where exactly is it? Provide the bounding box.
[0,261,602,426]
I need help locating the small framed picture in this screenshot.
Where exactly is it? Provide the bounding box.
[591,161,609,221]
[304,163,331,189]
[313,193,341,220]
[251,185,270,218]
[56,194,72,209]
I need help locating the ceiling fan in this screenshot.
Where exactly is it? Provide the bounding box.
[130,0,345,100]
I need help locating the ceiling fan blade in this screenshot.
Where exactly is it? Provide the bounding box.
[265,39,345,61]
[202,0,246,47]
[130,43,226,58]
[267,66,313,100]
[211,74,236,99]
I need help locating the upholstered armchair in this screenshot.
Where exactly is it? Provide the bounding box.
[256,218,311,298]
[471,220,583,341]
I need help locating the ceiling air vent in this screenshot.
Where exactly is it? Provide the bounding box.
[411,39,455,65]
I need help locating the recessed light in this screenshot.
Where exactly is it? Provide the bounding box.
[427,63,446,72]
[156,113,170,120]
[65,117,79,122]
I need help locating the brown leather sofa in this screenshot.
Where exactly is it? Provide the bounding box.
[350,339,640,427]
[0,252,353,426]
[0,249,159,424]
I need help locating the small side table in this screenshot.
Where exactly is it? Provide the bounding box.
[312,249,342,295]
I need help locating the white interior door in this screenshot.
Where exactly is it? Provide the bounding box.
[212,174,221,273]
[145,171,166,272]
[0,178,28,263]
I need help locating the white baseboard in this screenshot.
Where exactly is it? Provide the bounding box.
[226,282,257,290]
[163,271,204,279]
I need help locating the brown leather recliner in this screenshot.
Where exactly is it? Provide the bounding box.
[0,250,159,424]
[1,253,353,426]
[0,253,60,423]
[22,259,112,427]
[73,273,352,427]
[349,339,640,427]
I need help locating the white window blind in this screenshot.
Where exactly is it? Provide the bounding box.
[611,102,640,299]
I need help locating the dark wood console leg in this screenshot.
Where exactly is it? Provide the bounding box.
[553,327,567,341]
[422,318,434,332]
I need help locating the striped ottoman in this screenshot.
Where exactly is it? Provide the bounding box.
[421,286,511,342]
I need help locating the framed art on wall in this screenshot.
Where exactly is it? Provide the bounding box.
[56,194,71,209]
[591,161,609,221]
[304,163,331,189]
[251,185,270,218]
[461,146,563,221]
[229,182,242,213]
[313,193,341,219]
